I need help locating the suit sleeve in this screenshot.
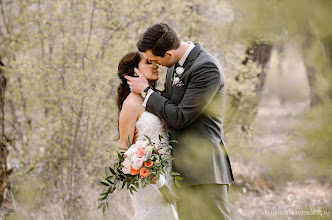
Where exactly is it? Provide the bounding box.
[146,61,223,129]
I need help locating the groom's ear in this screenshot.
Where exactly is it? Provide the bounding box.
[165,51,174,58]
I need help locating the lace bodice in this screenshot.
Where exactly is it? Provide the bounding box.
[129,111,178,220]
[136,111,168,144]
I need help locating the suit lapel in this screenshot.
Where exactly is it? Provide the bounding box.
[182,43,203,72]
[168,43,203,100]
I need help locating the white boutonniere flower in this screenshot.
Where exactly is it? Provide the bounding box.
[173,77,180,86]
[172,66,185,86]
[175,67,185,76]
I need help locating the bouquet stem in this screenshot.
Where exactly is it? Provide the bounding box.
[156,174,178,204]
[158,185,179,204]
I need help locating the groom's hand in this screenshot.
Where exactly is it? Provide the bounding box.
[132,128,139,144]
[124,68,149,94]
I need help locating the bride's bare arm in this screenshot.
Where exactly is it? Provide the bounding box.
[119,96,142,149]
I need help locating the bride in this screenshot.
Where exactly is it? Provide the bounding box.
[116,51,179,220]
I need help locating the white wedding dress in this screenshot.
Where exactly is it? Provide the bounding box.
[129,111,179,220]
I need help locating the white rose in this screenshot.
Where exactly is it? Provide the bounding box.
[130,154,138,164]
[125,144,137,158]
[141,155,148,161]
[122,167,131,174]
[173,77,180,85]
[136,140,148,149]
[176,67,184,75]
[145,145,154,152]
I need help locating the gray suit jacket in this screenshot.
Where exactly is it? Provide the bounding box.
[146,43,234,186]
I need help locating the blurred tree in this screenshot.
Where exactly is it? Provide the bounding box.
[0,58,8,206]
[231,0,332,181]
[0,0,213,217]
[236,41,273,134]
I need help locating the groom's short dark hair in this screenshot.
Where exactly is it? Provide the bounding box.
[136,23,180,57]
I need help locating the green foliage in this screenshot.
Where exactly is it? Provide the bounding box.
[99,136,179,213]
[227,0,332,182]
[0,0,211,217]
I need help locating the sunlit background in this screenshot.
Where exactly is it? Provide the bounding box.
[0,0,331,219]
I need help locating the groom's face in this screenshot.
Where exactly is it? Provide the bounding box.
[144,50,176,68]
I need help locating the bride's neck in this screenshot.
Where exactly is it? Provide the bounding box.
[148,81,155,87]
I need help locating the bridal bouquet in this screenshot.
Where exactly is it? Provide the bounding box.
[98,135,182,213]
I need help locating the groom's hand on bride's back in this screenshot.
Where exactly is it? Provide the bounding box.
[133,128,139,144]
[124,68,149,94]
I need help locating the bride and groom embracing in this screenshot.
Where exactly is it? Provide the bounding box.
[116,23,234,220]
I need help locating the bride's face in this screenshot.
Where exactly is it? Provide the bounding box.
[138,55,159,83]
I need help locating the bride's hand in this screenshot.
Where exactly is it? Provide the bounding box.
[150,176,158,184]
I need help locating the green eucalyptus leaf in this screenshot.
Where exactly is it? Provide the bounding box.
[174,180,180,188]
[175,176,184,180]
[100,181,109,187]
[109,167,116,175]
[98,203,104,209]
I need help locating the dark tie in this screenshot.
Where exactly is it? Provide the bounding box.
[170,63,180,92]
[173,62,179,77]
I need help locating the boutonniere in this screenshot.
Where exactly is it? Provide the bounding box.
[172,66,185,86]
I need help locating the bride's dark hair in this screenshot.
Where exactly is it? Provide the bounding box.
[116,51,141,111]
[116,51,158,112]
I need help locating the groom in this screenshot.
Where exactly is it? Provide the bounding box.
[125,23,234,220]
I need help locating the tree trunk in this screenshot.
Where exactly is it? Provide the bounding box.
[242,41,273,94]
[0,58,8,206]
[304,35,332,107]
[237,41,272,134]
[305,64,319,107]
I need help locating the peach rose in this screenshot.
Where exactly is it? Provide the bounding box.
[137,148,145,158]
[139,167,150,178]
[144,161,153,167]
[130,166,139,175]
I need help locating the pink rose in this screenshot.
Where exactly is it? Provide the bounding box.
[123,158,130,168]
[122,167,130,174]
[133,158,143,170]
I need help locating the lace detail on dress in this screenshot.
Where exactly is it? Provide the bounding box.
[136,111,168,144]
[130,112,178,220]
